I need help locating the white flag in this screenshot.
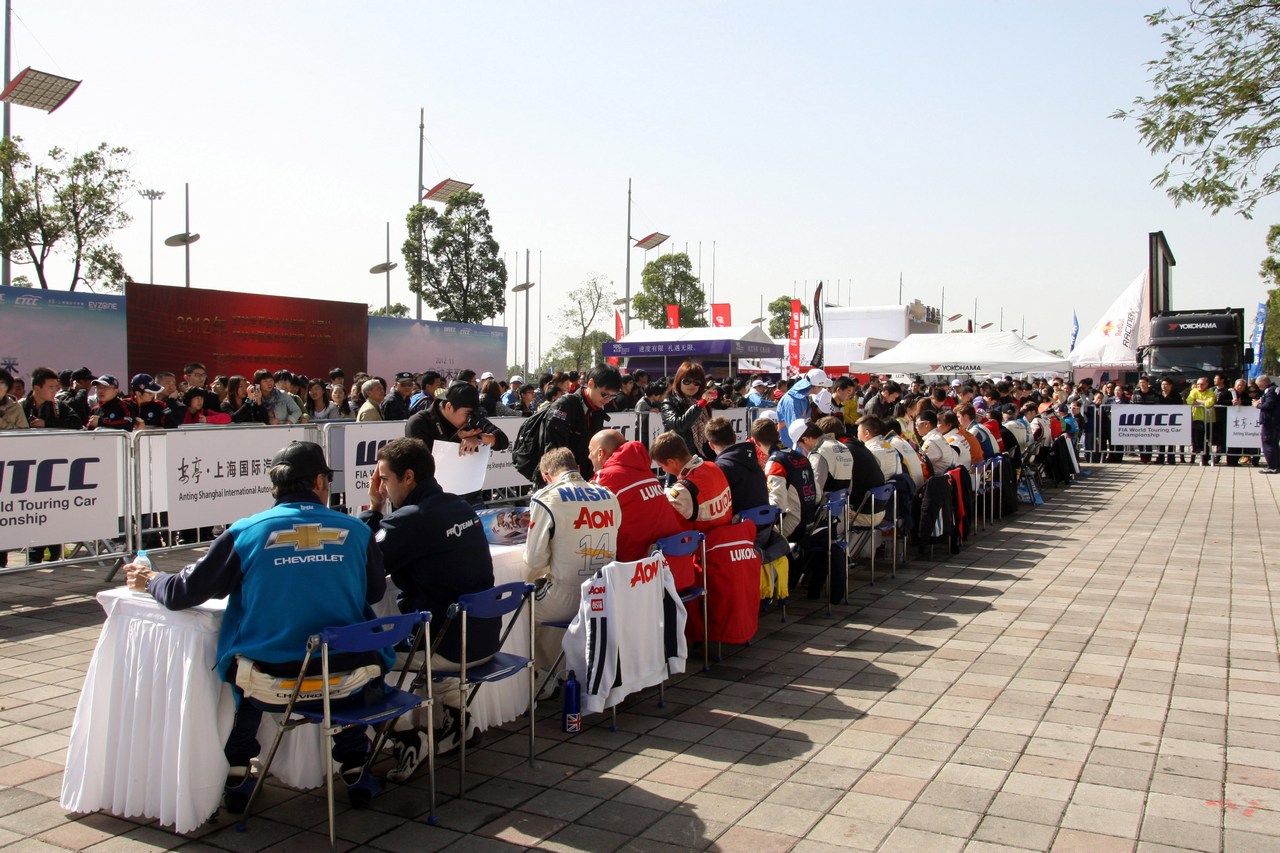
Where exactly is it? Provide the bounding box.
[1068,271,1148,369]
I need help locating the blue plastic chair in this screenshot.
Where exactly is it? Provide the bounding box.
[239,610,435,851]
[737,504,786,622]
[655,530,708,671]
[850,483,899,587]
[431,581,536,795]
[823,489,850,614]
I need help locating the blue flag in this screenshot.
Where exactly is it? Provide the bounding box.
[1249,302,1267,380]
[1070,310,1079,352]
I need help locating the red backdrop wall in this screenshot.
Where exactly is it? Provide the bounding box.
[125,283,369,380]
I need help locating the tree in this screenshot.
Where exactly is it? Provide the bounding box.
[0,137,135,290]
[402,190,506,323]
[631,253,707,328]
[1258,224,1280,373]
[766,294,809,338]
[1114,1,1280,218]
[554,274,615,374]
[544,330,615,374]
[369,302,410,318]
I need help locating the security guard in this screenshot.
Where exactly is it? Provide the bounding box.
[125,441,390,812]
[381,371,416,421]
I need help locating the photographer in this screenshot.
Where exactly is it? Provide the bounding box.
[405,381,509,455]
[661,360,716,459]
[221,375,269,424]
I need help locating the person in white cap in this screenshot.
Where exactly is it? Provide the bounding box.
[746,378,773,408]
[502,375,523,408]
[777,368,831,448]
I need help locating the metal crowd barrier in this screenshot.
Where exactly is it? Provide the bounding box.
[0,428,133,577]
[1079,402,1263,466]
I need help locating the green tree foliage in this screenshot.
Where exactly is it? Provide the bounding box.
[544,330,615,374]
[369,302,410,317]
[402,190,506,323]
[767,294,809,338]
[1258,224,1280,373]
[632,253,707,328]
[1114,1,1280,218]
[0,137,135,290]
[554,274,615,374]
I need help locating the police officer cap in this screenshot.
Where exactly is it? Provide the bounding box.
[269,441,337,479]
[445,381,481,410]
[394,371,415,383]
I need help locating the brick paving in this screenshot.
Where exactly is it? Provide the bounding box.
[1,463,1277,851]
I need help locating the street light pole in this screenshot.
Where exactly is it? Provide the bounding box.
[138,189,164,284]
[624,178,632,334]
[183,183,191,287]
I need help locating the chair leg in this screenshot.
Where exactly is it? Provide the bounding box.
[701,592,710,672]
[458,690,469,797]
[528,663,537,769]
[610,704,618,733]
[324,725,336,852]
[426,697,437,825]
[237,712,294,830]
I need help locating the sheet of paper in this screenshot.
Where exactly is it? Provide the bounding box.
[431,441,491,494]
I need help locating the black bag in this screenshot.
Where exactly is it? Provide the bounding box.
[511,407,552,482]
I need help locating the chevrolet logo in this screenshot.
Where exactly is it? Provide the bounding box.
[265,524,349,551]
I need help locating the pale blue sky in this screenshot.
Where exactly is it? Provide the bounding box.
[13,1,1277,361]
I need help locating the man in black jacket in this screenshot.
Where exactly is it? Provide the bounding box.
[543,364,621,479]
[24,366,83,430]
[1129,376,1160,463]
[405,381,510,455]
[362,437,497,781]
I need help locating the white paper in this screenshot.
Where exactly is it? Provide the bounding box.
[432,441,491,494]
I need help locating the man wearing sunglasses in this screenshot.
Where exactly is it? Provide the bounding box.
[542,364,623,479]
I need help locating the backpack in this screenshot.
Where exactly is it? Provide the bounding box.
[511,406,552,482]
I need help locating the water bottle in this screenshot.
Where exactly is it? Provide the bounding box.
[562,670,581,734]
[135,550,152,570]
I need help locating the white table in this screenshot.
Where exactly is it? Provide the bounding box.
[61,545,531,832]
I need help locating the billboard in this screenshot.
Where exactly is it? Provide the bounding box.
[125,283,368,380]
[0,285,127,381]
[366,316,507,383]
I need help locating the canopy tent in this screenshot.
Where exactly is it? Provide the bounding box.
[603,325,782,377]
[846,331,1072,375]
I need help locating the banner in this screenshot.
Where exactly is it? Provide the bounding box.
[1227,406,1261,449]
[164,425,310,528]
[328,420,405,496]
[0,286,127,383]
[367,316,506,385]
[711,303,731,328]
[483,417,532,490]
[1068,271,1147,369]
[126,283,368,381]
[1070,310,1080,352]
[811,282,825,368]
[0,431,126,550]
[1109,404,1191,446]
[666,304,680,329]
[788,299,802,377]
[1249,302,1267,381]
[608,310,623,366]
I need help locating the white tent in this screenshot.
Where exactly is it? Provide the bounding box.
[847,331,1072,374]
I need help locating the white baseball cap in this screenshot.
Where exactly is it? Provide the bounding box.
[480,371,495,380]
[751,379,766,388]
[758,409,779,422]
[788,419,811,447]
[813,389,835,414]
[510,375,524,384]
[806,368,831,387]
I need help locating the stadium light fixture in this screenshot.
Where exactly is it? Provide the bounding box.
[0,67,80,113]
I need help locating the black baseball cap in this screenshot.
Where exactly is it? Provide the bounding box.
[71,366,94,381]
[269,441,337,479]
[444,381,480,410]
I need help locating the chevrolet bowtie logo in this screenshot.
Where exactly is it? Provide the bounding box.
[266,524,349,551]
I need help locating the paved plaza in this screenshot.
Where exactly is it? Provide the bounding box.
[1,463,1277,852]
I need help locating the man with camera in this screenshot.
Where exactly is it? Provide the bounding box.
[405,380,510,455]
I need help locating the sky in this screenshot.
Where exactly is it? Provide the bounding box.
[11,0,1279,364]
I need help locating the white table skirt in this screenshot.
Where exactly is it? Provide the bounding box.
[61,545,532,833]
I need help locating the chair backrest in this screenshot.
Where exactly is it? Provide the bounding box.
[824,488,849,515]
[318,611,430,654]
[655,530,706,558]
[736,504,781,527]
[453,581,534,620]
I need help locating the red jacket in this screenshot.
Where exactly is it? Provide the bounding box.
[593,441,687,563]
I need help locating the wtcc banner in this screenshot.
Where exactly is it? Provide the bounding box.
[1227,407,1261,449]
[0,431,126,550]
[165,425,310,528]
[1109,404,1192,446]
[327,421,405,497]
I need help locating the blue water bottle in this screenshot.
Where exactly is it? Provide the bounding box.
[562,670,581,734]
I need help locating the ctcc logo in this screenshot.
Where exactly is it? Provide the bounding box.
[0,457,100,494]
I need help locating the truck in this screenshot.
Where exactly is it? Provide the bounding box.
[1140,308,1249,390]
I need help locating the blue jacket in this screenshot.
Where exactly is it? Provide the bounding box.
[746,391,773,408]
[713,441,769,514]
[776,379,813,447]
[149,493,389,680]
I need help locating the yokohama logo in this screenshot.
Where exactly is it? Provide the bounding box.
[1168,322,1219,330]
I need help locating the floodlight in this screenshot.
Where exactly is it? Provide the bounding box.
[422,178,473,202]
[634,232,669,251]
[164,233,200,247]
[0,67,80,113]
[369,262,397,274]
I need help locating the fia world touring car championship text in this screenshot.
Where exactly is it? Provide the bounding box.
[177,484,272,502]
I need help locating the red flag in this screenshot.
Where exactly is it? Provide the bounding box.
[666,304,680,328]
[607,309,622,365]
[711,303,731,327]
[788,299,802,378]
[967,319,973,333]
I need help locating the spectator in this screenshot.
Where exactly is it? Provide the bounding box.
[222,375,268,424]
[362,437,498,775]
[1256,375,1279,473]
[63,366,94,423]
[356,378,385,422]
[543,364,622,480]
[650,430,734,532]
[777,368,831,447]
[478,378,520,417]
[24,366,83,430]
[329,381,354,418]
[183,362,208,390]
[662,361,715,459]
[1129,376,1160,463]
[87,375,134,431]
[131,374,176,430]
[745,379,773,408]
[1230,378,1259,465]
[126,441,387,812]
[304,378,339,421]
[590,429,685,562]
[1186,376,1216,466]
[862,380,901,421]
[211,375,230,408]
[408,370,446,414]
[501,375,523,408]
[516,383,537,416]
[524,447,621,684]
[381,372,415,421]
[0,368,29,429]
[1213,374,1235,465]
[405,381,509,455]
[179,386,230,425]
[255,369,302,424]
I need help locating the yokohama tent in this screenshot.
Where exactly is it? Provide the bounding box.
[846,331,1072,375]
